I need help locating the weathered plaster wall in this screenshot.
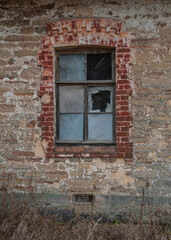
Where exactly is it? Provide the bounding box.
[0,0,171,219]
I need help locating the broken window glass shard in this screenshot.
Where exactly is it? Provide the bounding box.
[59,54,86,81]
[88,114,113,141]
[59,114,83,141]
[87,53,111,80]
[88,87,113,112]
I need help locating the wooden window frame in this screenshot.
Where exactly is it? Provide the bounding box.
[55,48,116,146]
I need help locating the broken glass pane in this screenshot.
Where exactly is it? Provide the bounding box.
[59,86,84,113]
[88,114,113,141]
[59,54,86,81]
[87,53,111,80]
[59,114,83,141]
[88,87,113,113]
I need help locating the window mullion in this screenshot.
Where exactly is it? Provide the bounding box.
[56,85,60,141]
[112,51,116,82]
[56,54,60,141]
[113,85,116,142]
[84,53,88,141]
[84,85,88,141]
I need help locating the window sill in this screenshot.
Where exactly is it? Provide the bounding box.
[53,144,118,158]
[53,143,133,159]
[55,140,116,146]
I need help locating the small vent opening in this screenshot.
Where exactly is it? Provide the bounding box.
[73,194,95,204]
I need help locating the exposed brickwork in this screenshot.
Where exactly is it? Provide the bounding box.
[38,18,133,159]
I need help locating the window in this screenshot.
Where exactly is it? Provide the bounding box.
[38,18,133,158]
[55,49,116,145]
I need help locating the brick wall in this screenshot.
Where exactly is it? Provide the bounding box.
[0,0,171,219]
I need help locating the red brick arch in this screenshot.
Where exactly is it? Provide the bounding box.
[38,18,133,160]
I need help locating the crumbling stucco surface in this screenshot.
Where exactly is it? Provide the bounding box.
[0,0,171,219]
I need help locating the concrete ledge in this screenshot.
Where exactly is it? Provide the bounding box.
[0,192,170,223]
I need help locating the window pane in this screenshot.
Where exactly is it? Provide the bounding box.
[88,86,113,113]
[59,114,83,141]
[88,114,113,141]
[59,54,86,81]
[59,86,84,113]
[87,54,111,80]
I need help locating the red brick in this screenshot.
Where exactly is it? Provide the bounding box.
[41,112,53,116]
[42,131,53,136]
[121,127,129,131]
[124,85,132,90]
[117,148,132,153]
[42,107,50,112]
[39,50,53,55]
[117,122,131,127]
[46,153,53,158]
[6,158,25,162]
[117,143,126,147]
[125,54,131,58]
[72,147,85,152]
[42,103,53,107]
[54,147,65,152]
[117,132,129,137]
[121,75,128,79]
[125,153,133,158]
[45,117,53,121]
[41,60,53,65]
[13,151,35,157]
[47,142,55,147]
[116,117,125,121]
[117,54,123,58]
[90,153,116,158]
[116,153,124,158]
[46,147,53,152]
[38,122,53,127]
[117,48,131,53]
[117,101,128,106]
[125,117,133,121]
[100,147,116,152]
[117,80,130,84]
[38,55,45,60]
[73,153,82,157]
[116,90,132,95]
[117,85,124,90]
[42,76,52,81]
[121,106,129,110]
[38,116,45,121]
[116,111,131,116]
[121,137,129,142]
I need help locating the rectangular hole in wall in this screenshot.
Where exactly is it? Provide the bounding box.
[73,194,95,204]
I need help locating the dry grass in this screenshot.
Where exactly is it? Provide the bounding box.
[0,189,170,240]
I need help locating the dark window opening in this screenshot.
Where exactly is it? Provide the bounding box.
[92,90,110,112]
[87,53,111,80]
